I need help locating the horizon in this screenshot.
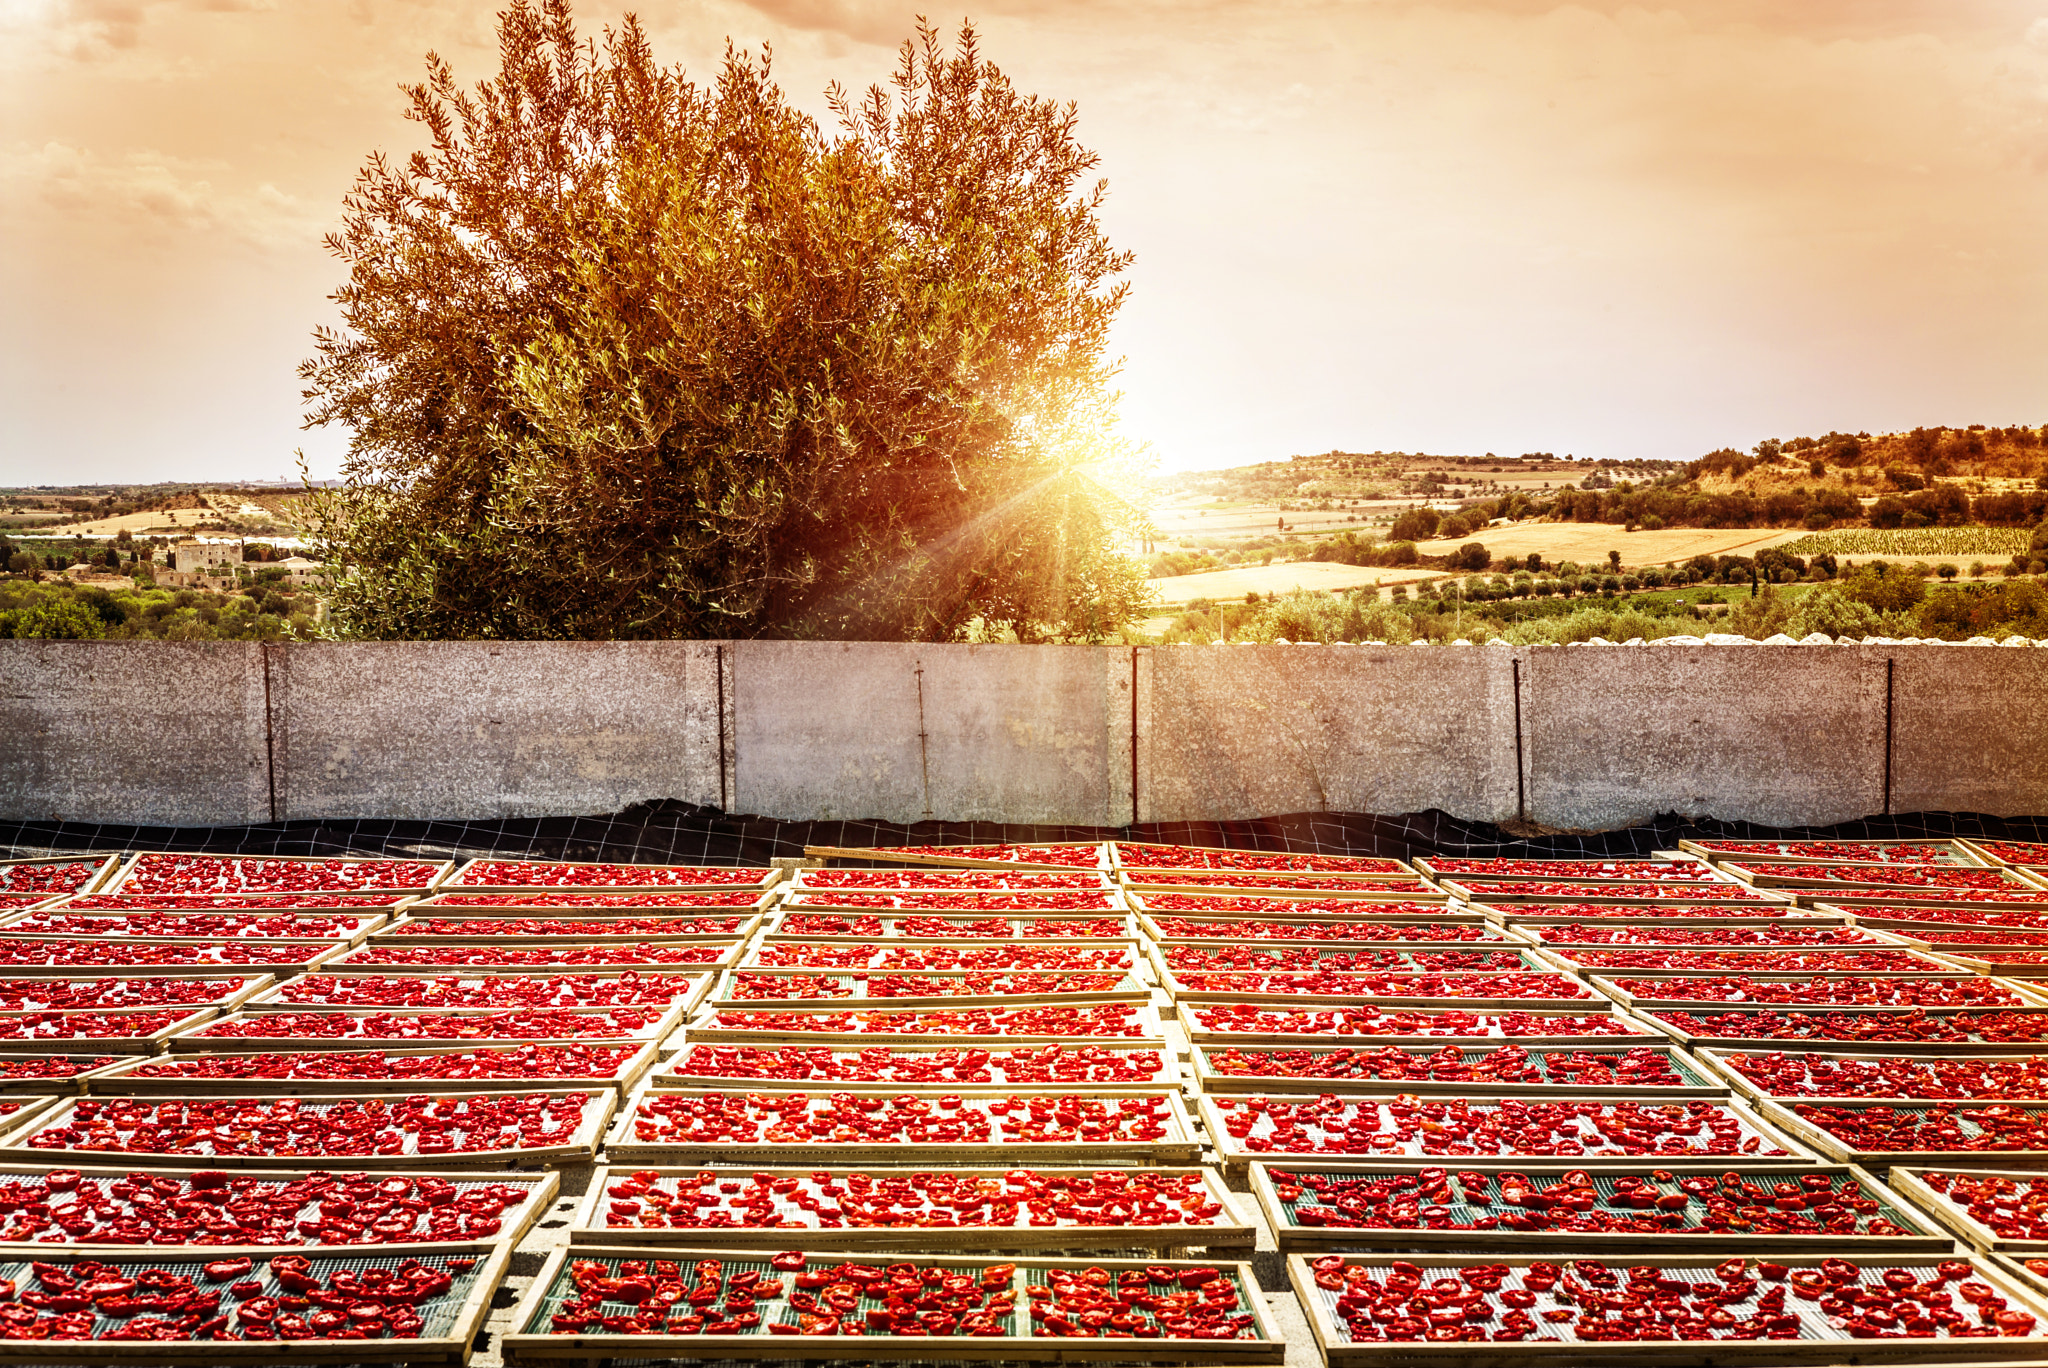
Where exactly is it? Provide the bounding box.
[7,0,2048,486]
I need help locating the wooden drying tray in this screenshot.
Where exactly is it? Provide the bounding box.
[0,1241,508,1365]
[1190,1040,1727,1099]
[103,851,456,897]
[680,997,1167,1048]
[321,939,745,975]
[85,1036,662,1098]
[442,858,781,893]
[163,1000,687,1054]
[0,1088,617,1171]
[1175,1002,1660,1050]
[605,1084,1203,1167]
[565,1163,1253,1251]
[652,1041,1177,1093]
[0,1161,558,1256]
[1251,1158,1949,1254]
[0,946,344,978]
[802,843,1112,871]
[1196,1091,1820,1181]
[1287,1248,2048,1367]
[371,907,767,943]
[502,1245,1283,1365]
[241,968,716,1018]
[1888,1164,2048,1254]
[709,968,1151,1011]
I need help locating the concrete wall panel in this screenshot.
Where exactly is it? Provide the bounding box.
[730,642,1125,825]
[1142,645,1521,823]
[1890,647,2048,817]
[0,642,270,825]
[271,641,716,820]
[1523,645,1889,831]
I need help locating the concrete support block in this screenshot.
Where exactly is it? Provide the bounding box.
[270,641,718,820]
[730,642,1126,825]
[1890,646,2048,816]
[1142,645,1521,824]
[0,642,270,826]
[1523,645,1888,830]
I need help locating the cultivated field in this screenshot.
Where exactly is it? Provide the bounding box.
[1413,521,1801,566]
[1147,560,1438,606]
[1779,527,2032,559]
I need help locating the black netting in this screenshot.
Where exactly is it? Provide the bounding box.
[2,803,2046,864]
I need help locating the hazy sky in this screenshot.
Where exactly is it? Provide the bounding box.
[6,0,2048,485]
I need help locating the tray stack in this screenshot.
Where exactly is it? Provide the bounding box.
[5,837,2048,1365]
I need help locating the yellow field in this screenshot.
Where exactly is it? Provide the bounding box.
[1146,560,1438,606]
[1415,521,1803,566]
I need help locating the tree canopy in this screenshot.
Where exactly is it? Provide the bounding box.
[301,1,1151,641]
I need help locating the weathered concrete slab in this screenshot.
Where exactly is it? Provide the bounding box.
[1523,645,1888,830]
[730,642,1126,825]
[1891,646,2048,817]
[0,641,270,825]
[1141,644,1521,824]
[270,641,717,820]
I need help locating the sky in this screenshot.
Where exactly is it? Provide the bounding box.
[5,0,2048,485]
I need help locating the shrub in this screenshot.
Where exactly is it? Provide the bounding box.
[1389,508,1441,542]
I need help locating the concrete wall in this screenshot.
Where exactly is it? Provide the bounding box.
[1,640,2043,828]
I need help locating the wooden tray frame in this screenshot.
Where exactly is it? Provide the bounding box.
[1499,909,1847,929]
[778,892,1129,918]
[1144,939,1552,981]
[1753,1095,2048,1170]
[322,938,745,974]
[242,968,716,1016]
[87,1036,662,1097]
[0,908,387,945]
[1139,914,1532,946]
[0,973,273,1014]
[802,842,1113,871]
[653,1042,1177,1093]
[1111,841,1414,876]
[1191,1040,1727,1098]
[1197,1092,1820,1180]
[1287,1249,2048,1367]
[1443,880,1795,907]
[711,968,1150,1010]
[1887,1164,2048,1253]
[0,1053,133,1095]
[104,851,455,897]
[166,999,687,1053]
[0,1005,223,1056]
[607,1084,1203,1166]
[1412,856,1719,882]
[1635,1005,2048,1055]
[4,1087,617,1170]
[0,1162,558,1255]
[406,887,774,914]
[501,1245,1283,1365]
[760,907,1138,941]
[0,944,344,977]
[1959,839,2048,870]
[1162,968,1599,1011]
[1680,837,1985,866]
[565,1163,1253,1251]
[1696,1046,2048,1109]
[1805,890,2048,913]
[443,858,780,893]
[373,907,767,943]
[1587,970,2047,1013]
[1540,945,1954,976]
[1727,862,2037,893]
[1521,925,1918,952]
[740,940,1144,974]
[790,868,1117,892]
[1837,909,2048,940]
[0,1240,508,1365]
[1126,884,1450,906]
[1251,1159,1950,1254]
[1176,1002,1661,1049]
[682,997,1167,1047]
[0,853,122,898]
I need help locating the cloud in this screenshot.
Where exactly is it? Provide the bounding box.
[1,0,271,59]
[1,140,319,247]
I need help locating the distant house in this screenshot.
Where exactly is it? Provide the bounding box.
[170,539,241,574]
[275,556,325,587]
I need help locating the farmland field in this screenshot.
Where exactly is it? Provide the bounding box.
[1778,527,2032,559]
[1412,521,1800,565]
[1147,560,1438,606]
